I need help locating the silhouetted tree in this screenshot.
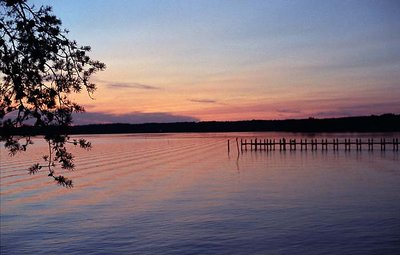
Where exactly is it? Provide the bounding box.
[0,0,105,187]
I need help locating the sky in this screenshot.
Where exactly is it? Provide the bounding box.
[33,0,400,124]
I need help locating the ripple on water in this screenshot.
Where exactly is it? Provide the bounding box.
[1,133,399,254]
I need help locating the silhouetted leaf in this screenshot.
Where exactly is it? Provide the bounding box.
[0,0,105,187]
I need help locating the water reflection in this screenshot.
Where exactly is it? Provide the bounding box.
[1,133,399,254]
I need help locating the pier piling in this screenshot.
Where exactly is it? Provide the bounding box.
[237,137,398,152]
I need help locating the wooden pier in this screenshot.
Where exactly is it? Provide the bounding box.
[233,138,399,152]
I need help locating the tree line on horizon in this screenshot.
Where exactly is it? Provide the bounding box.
[3,114,399,135]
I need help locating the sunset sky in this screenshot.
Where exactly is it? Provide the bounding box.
[35,0,400,124]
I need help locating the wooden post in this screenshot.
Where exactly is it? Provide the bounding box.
[312,139,317,151]
[280,139,287,151]
[236,137,397,153]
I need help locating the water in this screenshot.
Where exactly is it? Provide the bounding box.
[1,132,399,254]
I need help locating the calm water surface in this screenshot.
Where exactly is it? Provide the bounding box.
[1,132,399,254]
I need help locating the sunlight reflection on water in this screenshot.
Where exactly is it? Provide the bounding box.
[1,132,399,254]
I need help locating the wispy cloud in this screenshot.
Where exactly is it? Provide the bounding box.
[189,98,218,104]
[275,108,302,114]
[312,102,400,119]
[107,82,160,90]
[92,78,160,90]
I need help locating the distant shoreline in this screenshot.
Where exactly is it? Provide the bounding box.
[3,114,399,136]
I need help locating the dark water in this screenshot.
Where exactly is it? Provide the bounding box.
[1,133,399,254]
